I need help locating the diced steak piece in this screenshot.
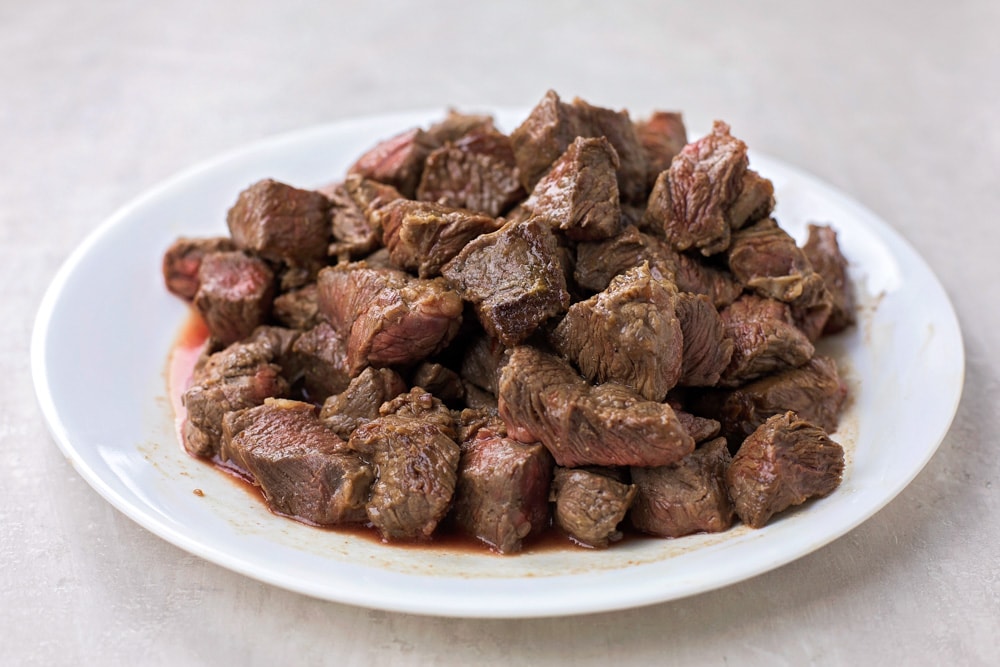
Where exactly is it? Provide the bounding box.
[726,412,845,528]
[290,322,352,402]
[348,126,435,198]
[317,180,378,260]
[455,407,507,443]
[675,292,734,387]
[379,387,457,438]
[243,325,302,383]
[727,218,826,307]
[690,355,848,446]
[727,170,775,230]
[349,415,460,541]
[452,428,554,553]
[571,96,649,204]
[719,294,814,386]
[802,224,856,334]
[498,346,694,467]
[441,218,569,346]
[459,334,506,396]
[644,121,749,256]
[380,199,501,277]
[671,252,744,308]
[182,339,289,458]
[220,399,373,525]
[674,409,722,443]
[226,179,330,268]
[319,367,407,440]
[425,110,497,145]
[272,283,320,331]
[635,111,688,190]
[162,236,237,300]
[411,362,466,405]
[519,136,622,241]
[463,382,499,410]
[194,251,275,346]
[551,467,636,548]
[416,129,525,217]
[551,263,683,401]
[792,291,835,343]
[317,263,463,373]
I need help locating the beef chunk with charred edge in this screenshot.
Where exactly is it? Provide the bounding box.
[290,322,352,402]
[319,367,407,440]
[802,223,856,334]
[551,262,683,401]
[727,218,826,308]
[411,362,466,405]
[272,283,320,331]
[498,346,694,467]
[518,136,622,241]
[194,251,275,346]
[451,428,554,553]
[719,294,815,386]
[380,199,501,278]
[317,263,463,373]
[162,236,237,300]
[635,111,688,191]
[441,218,569,347]
[726,412,845,528]
[630,437,734,538]
[675,292,734,387]
[551,467,637,548]
[349,415,460,541]
[348,127,435,198]
[644,121,749,256]
[220,399,373,525]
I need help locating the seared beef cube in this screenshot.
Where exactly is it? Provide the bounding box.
[425,110,497,145]
[672,252,744,308]
[802,224,856,334]
[452,428,554,553]
[629,437,734,538]
[675,292,734,387]
[691,355,848,446]
[220,399,373,525]
[348,126,434,198]
[162,236,236,300]
[498,346,694,467]
[243,325,302,382]
[272,283,320,331]
[792,292,835,342]
[519,136,622,241]
[318,181,378,260]
[727,218,825,307]
[571,97,648,204]
[727,170,775,230]
[719,294,814,386]
[317,263,463,373]
[635,111,688,190]
[194,251,275,346]
[551,467,636,548]
[551,263,683,401]
[182,339,289,458]
[380,199,501,277]
[455,407,507,443]
[644,121,749,256]
[416,129,525,217]
[441,218,569,346]
[379,387,457,440]
[510,90,588,192]
[726,412,844,528]
[459,334,506,396]
[319,367,407,440]
[463,382,499,410]
[411,362,465,405]
[349,415,460,541]
[674,409,722,443]
[226,179,330,269]
[290,322,351,401]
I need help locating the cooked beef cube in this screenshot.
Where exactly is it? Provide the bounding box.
[551,263,683,401]
[290,322,352,401]
[455,407,506,443]
[452,428,554,553]
[318,180,378,260]
[162,236,237,300]
[727,218,826,307]
[243,325,302,383]
[551,467,636,548]
[319,367,407,440]
[348,126,434,198]
[519,136,622,241]
[459,334,506,396]
[672,252,744,308]
[690,355,848,446]
[317,263,464,373]
[441,218,569,346]
[226,179,330,270]
[571,97,648,204]
[425,110,497,145]
[719,294,814,386]
[416,129,525,217]
[727,170,775,230]
[635,111,688,190]
[675,292,734,387]
[359,246,393,269]
[629,437,734,538]
[182,339,289,458]
[411,362,465,405]
[220,399,373,525]
[726,412,844,528]
[644,121,749,256]
[378,386,457,440]
[792,292,835,342]
[193,251,275,346]
[380,199,501,277]
[463,382,499,410]
[802,224,856,334]
[349,415,460,541]
[498,346,694,467]
[272,283,320,331]
[674,409,722,443]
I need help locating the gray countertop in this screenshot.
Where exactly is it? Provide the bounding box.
[3,1,998,664]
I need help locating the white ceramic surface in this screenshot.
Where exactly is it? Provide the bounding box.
[31,109,964,618]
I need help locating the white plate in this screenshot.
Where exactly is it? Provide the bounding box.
[31,109,964,618]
